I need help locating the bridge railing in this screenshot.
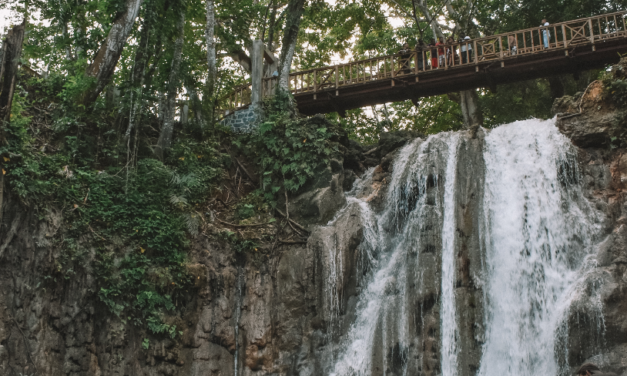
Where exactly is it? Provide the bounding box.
[219,10,627,115]
[217,83,252,118]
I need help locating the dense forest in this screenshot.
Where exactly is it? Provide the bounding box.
[0,0,626,341]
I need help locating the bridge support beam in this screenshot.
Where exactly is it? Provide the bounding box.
[251,40,264,105]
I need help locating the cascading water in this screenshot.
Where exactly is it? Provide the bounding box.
[323,118,603,376]
[478,119,601,376]
[329,132,461,376]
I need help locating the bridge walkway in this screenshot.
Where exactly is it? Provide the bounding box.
[220,11,627,116]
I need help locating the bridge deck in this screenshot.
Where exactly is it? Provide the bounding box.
[221,11,627,116]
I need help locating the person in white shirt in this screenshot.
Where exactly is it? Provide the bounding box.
[460,36,472,64]
[541,19,550,48]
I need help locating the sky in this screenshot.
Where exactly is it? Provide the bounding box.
[0,9,13,35]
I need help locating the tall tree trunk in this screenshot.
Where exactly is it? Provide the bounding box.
[266,3,278,52]
[205,0,217,98]
[62,22,74,60]
[155,5,185,160]
[459,89,482,128]
[125,4,155,146]
[415,0,445,39]
[0,23,25,130]
[187,84,206,129]
[278,0,306,91]
[0,23,26,227]
[413,1,482,128]
[83,0,144,106]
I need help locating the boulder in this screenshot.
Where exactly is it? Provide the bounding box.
[288,173,346,225]
[555,81,625,148]
[378,130,423,157]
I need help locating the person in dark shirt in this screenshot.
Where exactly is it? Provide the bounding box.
[415,39,426,71]
[446,36,456,65]
[398,43,411,74]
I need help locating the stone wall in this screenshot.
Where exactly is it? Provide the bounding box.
[220,104,263,133]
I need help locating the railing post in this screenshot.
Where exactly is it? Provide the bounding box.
[474,40,478,69]
[414,51,419,77]
[349,63,353,84]
[498,36,504,59]
[391,55,395,86]
[589,19,595,49]
[335,66,339,96]
[562,24,568,48]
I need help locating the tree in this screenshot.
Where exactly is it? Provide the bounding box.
[156,1,186,159]
[206,0,217,99]
[278,0,306,90]
[0,22,25,225]
[83,0,144,105]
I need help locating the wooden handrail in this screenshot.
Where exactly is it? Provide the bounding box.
[219,10,627,114]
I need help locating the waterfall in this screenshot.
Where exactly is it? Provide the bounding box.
[330,132,460,376]
[478,119,600,376]
[440,135,461,376]
[324,118,603,376]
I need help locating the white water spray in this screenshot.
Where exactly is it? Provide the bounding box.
[324,119,602,376]
[478,119,600,376]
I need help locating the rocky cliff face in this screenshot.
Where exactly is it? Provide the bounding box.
[553,61,627,373]
[2,74,627,376]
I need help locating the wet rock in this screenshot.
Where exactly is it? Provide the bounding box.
[378,130,422,157]
[343,169,358,191]
[288,173,346,225]
[555,81,626,148]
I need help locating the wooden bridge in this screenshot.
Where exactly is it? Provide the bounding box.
[220,11,627,117]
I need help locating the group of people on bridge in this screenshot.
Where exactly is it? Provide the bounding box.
[396,18,553,72]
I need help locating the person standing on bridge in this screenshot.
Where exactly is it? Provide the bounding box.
[415,40,426,71]
[446,36,456,66]
[399,43,412,74]
[541,19,551,48]
[429,38,438,69]
[461,36,472,64]
[508,34,518,55]
[437,37,446,67]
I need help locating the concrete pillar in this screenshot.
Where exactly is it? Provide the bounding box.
[251,40,264,105]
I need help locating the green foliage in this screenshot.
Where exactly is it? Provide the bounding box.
[236,203,256,220]
[142,338,150,350]
[1,76,223,337]
[234,92,340,203]
[479,82,553,128]
[234,191,269,220]
[332,96,463,144]
[604,76,627,107]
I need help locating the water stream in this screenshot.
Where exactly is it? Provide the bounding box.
[324,119,603,376]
